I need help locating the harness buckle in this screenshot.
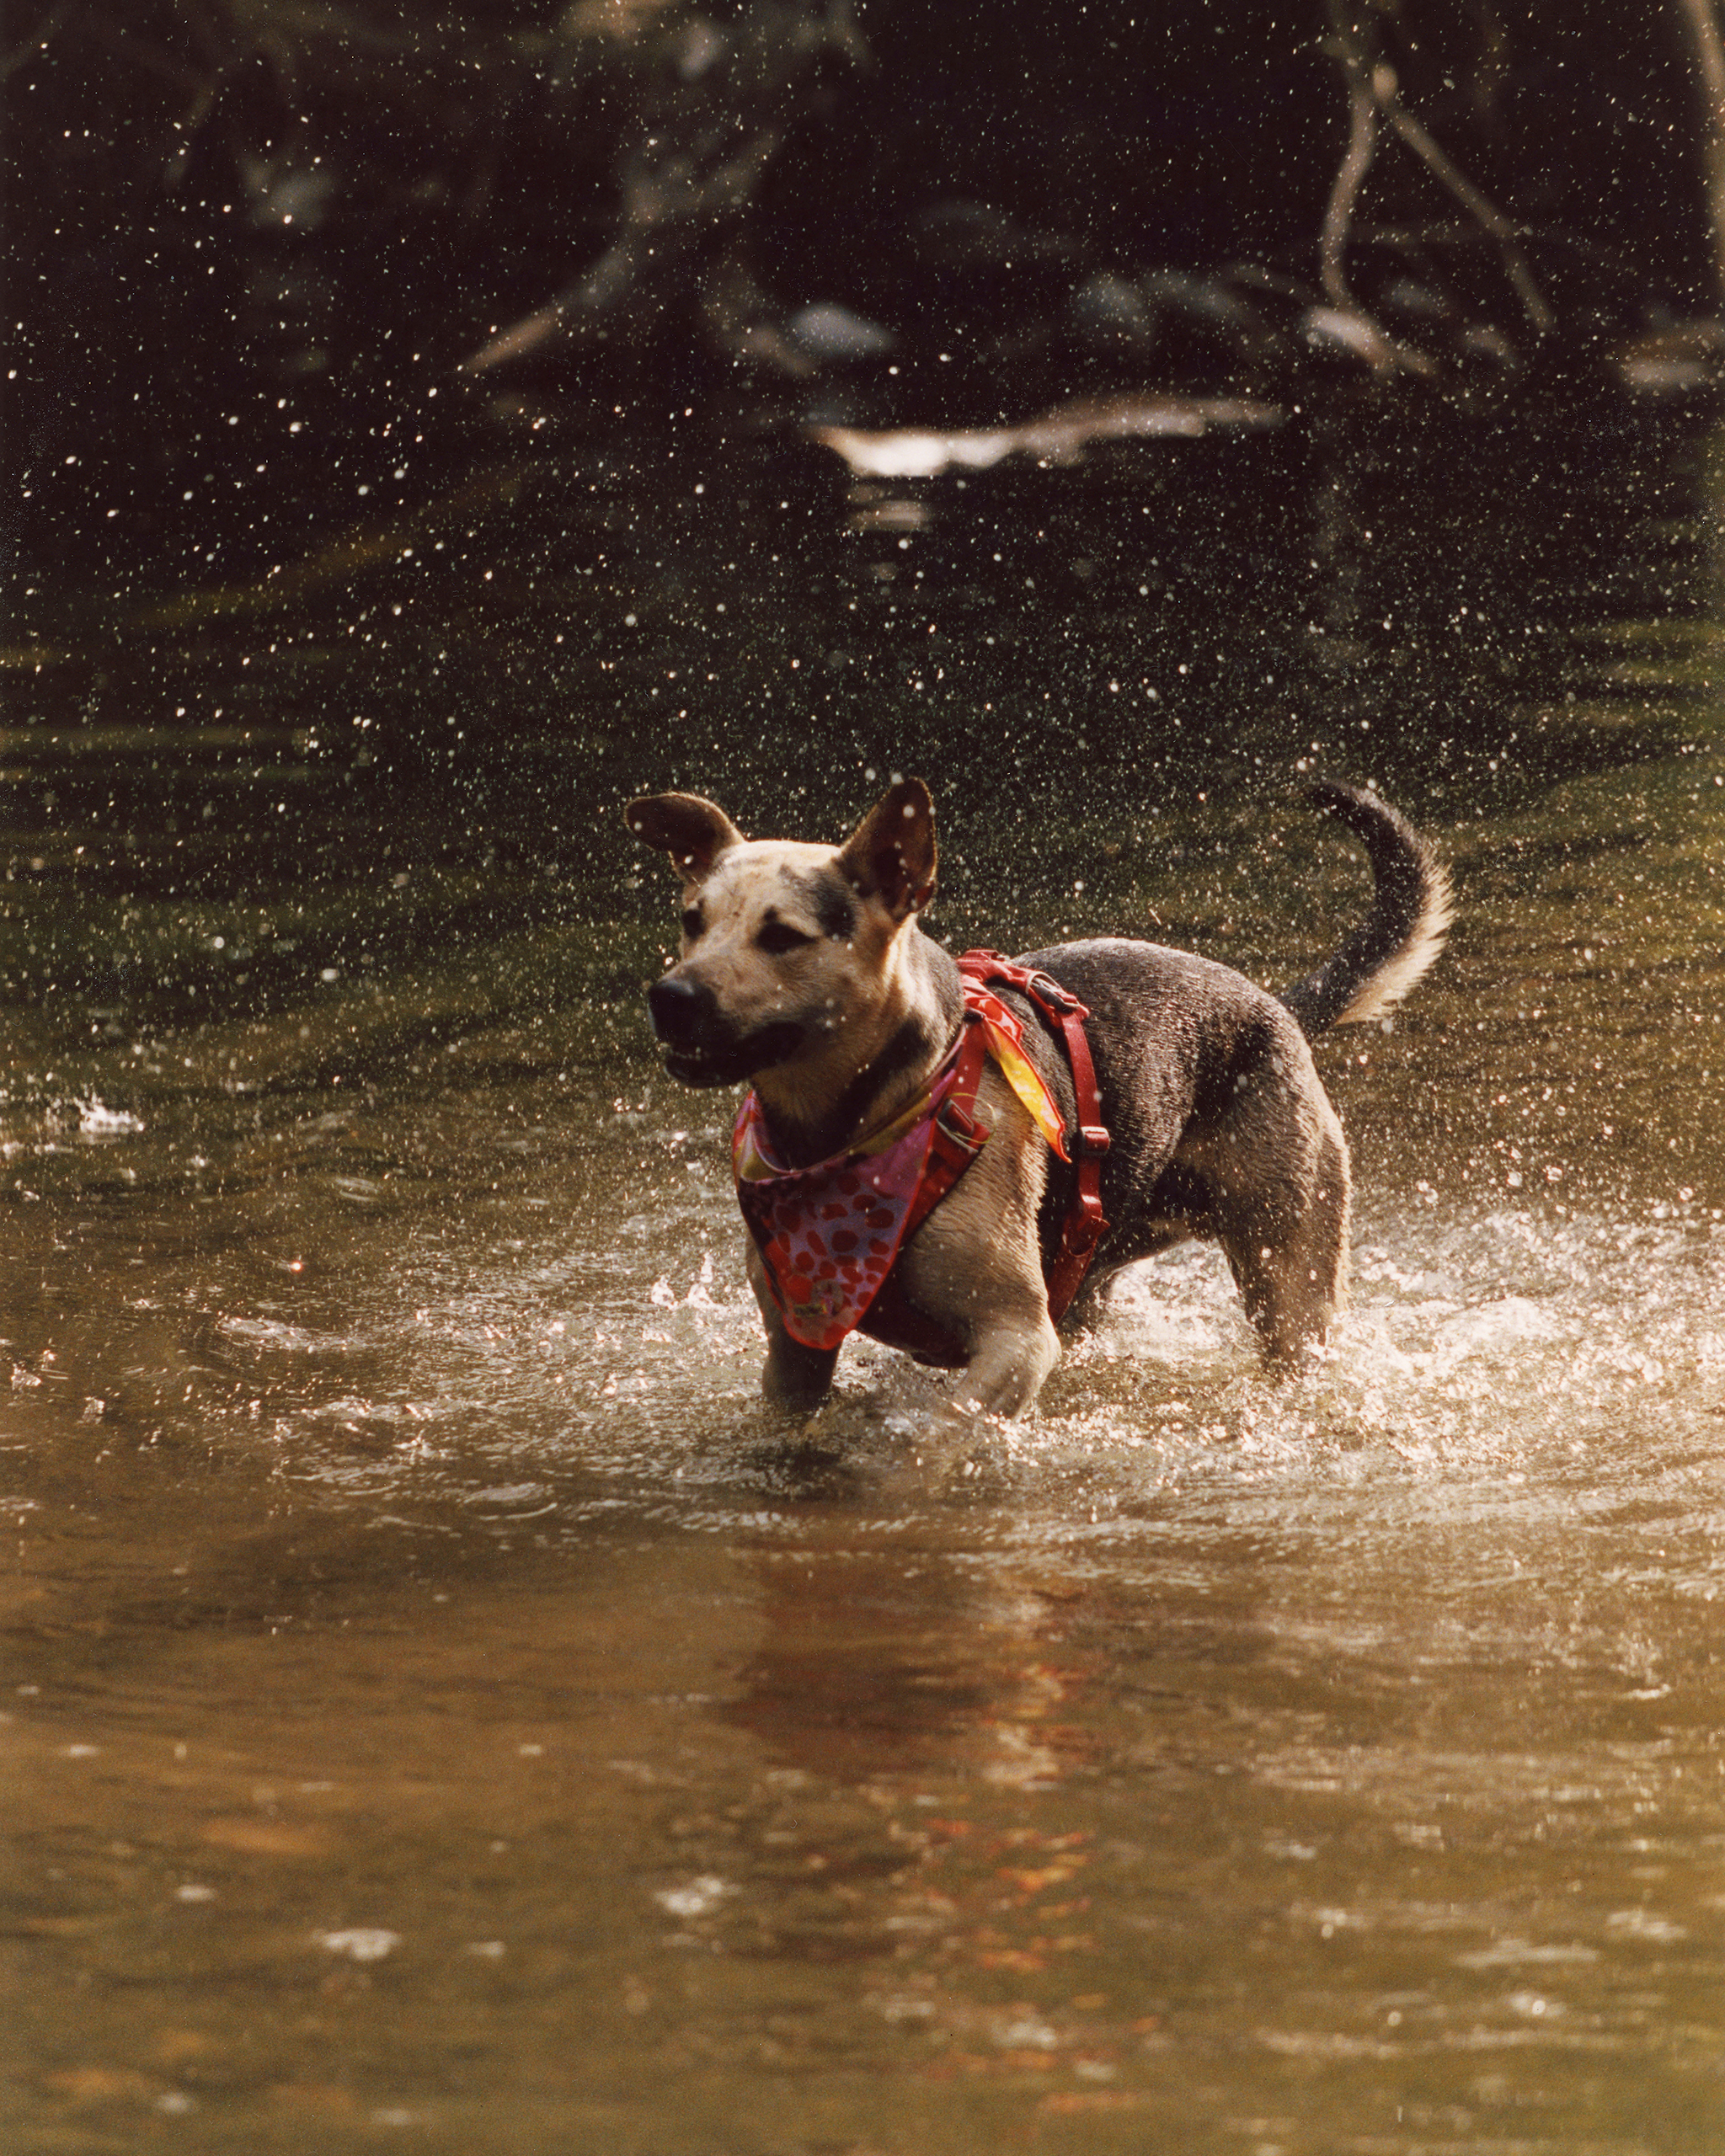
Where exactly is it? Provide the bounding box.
[1023,968,1083,1016]
[936,1096,980,1143]
[1075,1123,1111,1157]
[1060,1210,1108,1257]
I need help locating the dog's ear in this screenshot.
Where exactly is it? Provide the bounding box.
[624,793,745,884]
[836,777,937,919]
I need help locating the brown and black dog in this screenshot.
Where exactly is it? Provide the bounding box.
[627,778,1450,1418]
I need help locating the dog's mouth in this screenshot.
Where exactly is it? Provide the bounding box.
[661,1020,805,1087]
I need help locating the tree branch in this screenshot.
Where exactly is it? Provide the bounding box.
[2,2,66,83]
[1319,45,1379,312]
[1318,7,1428,374]
[1372,63,1553,333]
[1322,7,1552,341]
[1675,0,1725,306]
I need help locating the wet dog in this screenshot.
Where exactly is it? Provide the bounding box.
[627,778,1450,1417]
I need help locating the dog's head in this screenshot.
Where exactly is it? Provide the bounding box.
[624,779,937,1086]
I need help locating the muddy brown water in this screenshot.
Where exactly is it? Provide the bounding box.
[3,401,1724,2152]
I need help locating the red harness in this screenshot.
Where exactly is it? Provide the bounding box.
[856,951,1113,1365]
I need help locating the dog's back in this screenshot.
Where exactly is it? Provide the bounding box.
[1018,938,1336,1281]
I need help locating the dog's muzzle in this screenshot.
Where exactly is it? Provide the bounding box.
[647,973,803,1086]
[648,973,717,1048]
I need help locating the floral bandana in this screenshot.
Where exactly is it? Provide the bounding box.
[732,986,1067,1353]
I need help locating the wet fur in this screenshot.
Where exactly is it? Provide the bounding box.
[627,778,1450,1418]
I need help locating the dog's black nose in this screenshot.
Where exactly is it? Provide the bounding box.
[648,972,715,1045]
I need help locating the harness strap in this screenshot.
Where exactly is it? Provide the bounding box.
[852,1011,991,1370]
[900,1017,991,1246]
[957,951,1112,1323]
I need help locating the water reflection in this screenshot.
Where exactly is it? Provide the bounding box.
[3,403,1724,2150]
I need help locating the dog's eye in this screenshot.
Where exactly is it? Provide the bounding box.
[756,919,814,955]
[680,907,703,941]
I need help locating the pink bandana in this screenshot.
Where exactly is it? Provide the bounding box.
[732,989,1069,1353]
[733,1044,965,1353]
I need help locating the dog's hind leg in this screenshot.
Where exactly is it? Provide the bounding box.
[1057,1267,1117,1339]
[1217,1123,1351,1369]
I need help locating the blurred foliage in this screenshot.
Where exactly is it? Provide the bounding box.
[4,0,1722,587]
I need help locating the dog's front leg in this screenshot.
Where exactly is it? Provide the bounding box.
[899,1084,1062,1419]
[762,1326,841,1411]
[745,1242,841,1410]
[954,1299,1061,1419]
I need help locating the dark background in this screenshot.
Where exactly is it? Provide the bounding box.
[5,1,1718,602]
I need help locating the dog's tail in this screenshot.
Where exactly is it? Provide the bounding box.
[1279,780,1453,1038]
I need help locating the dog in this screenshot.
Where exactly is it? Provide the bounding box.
[626,777,1450,1418]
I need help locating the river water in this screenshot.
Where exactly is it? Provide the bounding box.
[3,392,1723,2152]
